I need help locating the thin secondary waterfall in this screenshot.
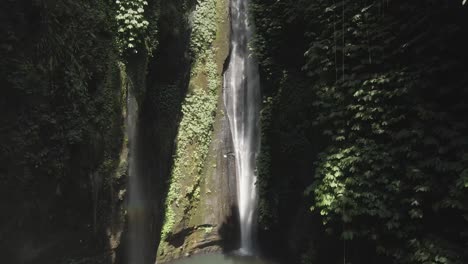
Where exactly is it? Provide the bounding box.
[224,0,261,255]
[127,84,146,264]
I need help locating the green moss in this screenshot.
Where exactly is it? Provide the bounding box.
[161,53,219,241]
[190,0,218,59]
[116,0,159,54]
[158,0,227,259]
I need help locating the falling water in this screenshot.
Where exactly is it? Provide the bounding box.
[127,84,147,264]
[224,0,261,255]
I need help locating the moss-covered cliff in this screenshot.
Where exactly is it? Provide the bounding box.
[0,0,250,262]
[0,0,159,262]
[1,4,123,263]
[252,1,468,264]
[4,1,467,264]
[156,0,235,262]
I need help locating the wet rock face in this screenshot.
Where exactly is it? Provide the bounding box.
[196,98,240,252]
[157,88,240,263]
[155,0,237,262]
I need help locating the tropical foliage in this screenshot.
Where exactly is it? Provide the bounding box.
[253,0,468,263]
[116,0,151,51]
[0,0,147,262]
[2,0,468,263]
[160,0,220,243]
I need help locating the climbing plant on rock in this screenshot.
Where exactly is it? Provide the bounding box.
[116,0,150,53]
[252,0,468,263]
[159,0,221,245]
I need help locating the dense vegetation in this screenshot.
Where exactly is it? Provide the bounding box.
[157,0,233,260]
[252,0,468,263]
[1,0,468,263]
[0,0,157,262]
[1,0,120,187]
[160,0,219,241]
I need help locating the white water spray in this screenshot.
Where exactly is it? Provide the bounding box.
[224,0,261,255]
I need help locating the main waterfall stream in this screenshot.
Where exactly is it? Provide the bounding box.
[224,0,261,255]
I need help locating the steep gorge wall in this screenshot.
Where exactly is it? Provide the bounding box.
[3,0,265,263]
[252,1,468,264]
[0,0,130,261]
[0,0,161,263]
[156,0,237,262]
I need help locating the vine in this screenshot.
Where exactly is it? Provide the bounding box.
[116,0,150,53]
[252,0,468,263]
[159,0,220,244]
[190,0,218,58]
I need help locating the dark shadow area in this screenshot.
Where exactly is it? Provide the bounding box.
[115,1,197,263]
[253,1,468,264]
[0,80,126,263]
[0,0,127,259]
[218,205,241,253]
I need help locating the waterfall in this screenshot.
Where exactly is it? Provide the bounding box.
[127,84,146,264]
[224,0,261,255]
